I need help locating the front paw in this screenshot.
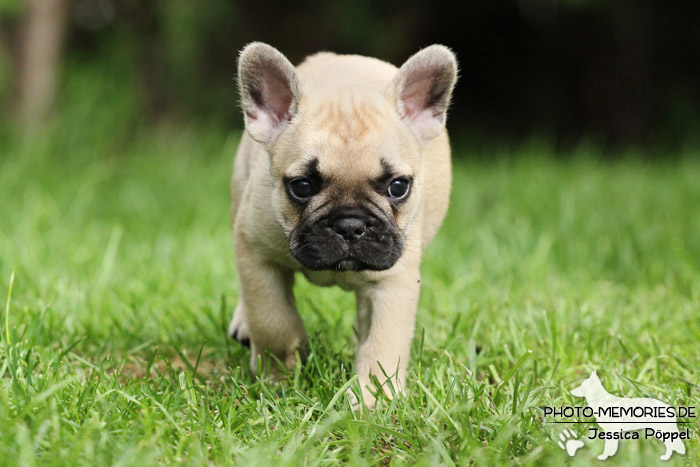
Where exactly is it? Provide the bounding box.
[347,385,379,410]
[349,374,402,409]
[228,305,250,347]
[249,337,308,379]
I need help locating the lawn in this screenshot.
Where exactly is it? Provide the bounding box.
[1,127,698,465]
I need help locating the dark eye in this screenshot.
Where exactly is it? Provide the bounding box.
[387,177,410,200]
[287,177,316,201]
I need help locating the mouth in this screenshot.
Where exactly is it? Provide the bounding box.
[289,237,403,272]
[334,258,365,272]
[294,251,395,272]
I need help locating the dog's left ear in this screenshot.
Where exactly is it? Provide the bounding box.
[389,45,458,141]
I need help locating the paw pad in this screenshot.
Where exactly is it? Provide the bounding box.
[558,428,584,456]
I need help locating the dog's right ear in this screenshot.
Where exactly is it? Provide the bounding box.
[237,42,301,146]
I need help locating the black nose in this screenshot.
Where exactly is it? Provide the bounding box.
[333,217,366,240]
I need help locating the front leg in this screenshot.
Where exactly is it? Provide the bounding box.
[354,267,421,406]
[233,235,308,377]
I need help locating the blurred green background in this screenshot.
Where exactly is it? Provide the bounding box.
[1,3,699,464]
[1,0,699,150]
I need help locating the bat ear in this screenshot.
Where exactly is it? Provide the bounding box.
[591,370,598,379]
[389,44,458,141]
[237,42,301,145]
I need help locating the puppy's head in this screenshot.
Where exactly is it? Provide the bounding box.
[237,43,457,271]
[571,371,601,398]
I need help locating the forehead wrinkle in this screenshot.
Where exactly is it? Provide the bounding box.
[292,92,414,188]
[305,91,386,143]
[323,140,385,187]
[285,153,319,177]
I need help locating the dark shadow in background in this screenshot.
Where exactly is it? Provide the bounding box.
[2,0,699,152]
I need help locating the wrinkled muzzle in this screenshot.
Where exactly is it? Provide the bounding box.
[289,206,404,271]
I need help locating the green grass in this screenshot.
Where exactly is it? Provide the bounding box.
[1,128,699,465]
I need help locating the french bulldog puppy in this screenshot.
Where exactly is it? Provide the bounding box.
[229,42,457,406]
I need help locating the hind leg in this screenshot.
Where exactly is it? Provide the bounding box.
[598,438,618,460]
[661,437,685,461]
[660,442,672,461]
